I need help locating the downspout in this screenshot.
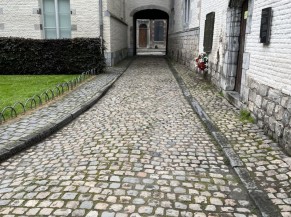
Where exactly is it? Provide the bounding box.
[99,0,104,55]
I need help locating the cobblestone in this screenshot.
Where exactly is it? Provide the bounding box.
[172,60,291,216]
[0,57,260,216]
[0,59,130,159]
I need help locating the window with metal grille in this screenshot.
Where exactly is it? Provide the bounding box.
[154,21,164,41]
[203,12,215,53]
[43,0,71,39]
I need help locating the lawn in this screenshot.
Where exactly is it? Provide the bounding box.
[0,75,77,118]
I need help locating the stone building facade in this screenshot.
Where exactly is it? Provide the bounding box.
[242,0,291,153]
[136,19,167,50]
[1,0,290,151]
[169,0,291,153]
[0,0,171,65]
[0,0,100,39]
[168,0,201,70]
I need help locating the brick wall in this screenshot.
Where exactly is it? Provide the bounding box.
[244,0,291,153]
[70,0,100,38]
[245,0,291,95]
[0,0,100,39]
[0,0,42,38]
[169,0,291,151]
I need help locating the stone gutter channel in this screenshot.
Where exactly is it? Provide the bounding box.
[0,58,135,162]
[167,59,281,217]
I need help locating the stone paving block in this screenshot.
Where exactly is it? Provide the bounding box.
[0,57,263,217]
[171,59,289,217]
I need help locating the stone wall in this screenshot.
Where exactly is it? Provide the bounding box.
[245,0,291,97]
[222,6,242,92]
[248,77,291,154]
[172,0,291,151]
[168,0,201,70]
[244,0,291,153]
[168,29,199,71]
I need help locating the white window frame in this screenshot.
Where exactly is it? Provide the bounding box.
[184,0,190,24]
[42,0,71,39]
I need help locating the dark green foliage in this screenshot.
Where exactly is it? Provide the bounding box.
[0,37,105,75]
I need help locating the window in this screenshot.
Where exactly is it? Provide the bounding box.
[43,0,71,39]
[203,12,215,52]
[184,0,190,24]
[154,21,164,41]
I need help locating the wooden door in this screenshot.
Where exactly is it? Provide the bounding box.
[235,0,248,93]
[139,24,147,48]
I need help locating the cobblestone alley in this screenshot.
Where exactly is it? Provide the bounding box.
[0,57,272,217]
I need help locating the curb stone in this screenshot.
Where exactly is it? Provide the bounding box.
[0,58,134,162]
[166,58,281,217]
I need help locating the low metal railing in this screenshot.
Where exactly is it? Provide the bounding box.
[0,68,97,124]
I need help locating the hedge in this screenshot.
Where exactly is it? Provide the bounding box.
[0,37,105,75]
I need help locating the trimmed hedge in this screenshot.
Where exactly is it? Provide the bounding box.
[0,37,105,75]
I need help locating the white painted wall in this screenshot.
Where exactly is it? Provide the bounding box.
[0,0,42,38]
[0,0,100,39]
[169,0,183,34]
[109,19,128,52]
[199,0,228,67]
[169,0,200,34]
[71,0,100,38]
[245,0,291,96]
[105,0,127,53]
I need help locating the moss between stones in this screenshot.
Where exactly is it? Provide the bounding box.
[239,109,255,124]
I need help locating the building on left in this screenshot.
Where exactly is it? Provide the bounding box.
[0,0,129,66]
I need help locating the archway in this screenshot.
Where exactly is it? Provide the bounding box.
[133,9,169,56]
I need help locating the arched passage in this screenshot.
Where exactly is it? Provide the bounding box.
[133,9,169,56]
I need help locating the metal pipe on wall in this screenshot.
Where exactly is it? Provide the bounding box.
[99,0,104,54]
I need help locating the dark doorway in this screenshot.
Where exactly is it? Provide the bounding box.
[133,9,169,56]
[235,0,248,93]
[139,24,147,48]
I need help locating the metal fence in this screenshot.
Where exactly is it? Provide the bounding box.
[0,69,97,124]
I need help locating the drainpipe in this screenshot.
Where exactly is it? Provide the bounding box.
[99,0,104,55]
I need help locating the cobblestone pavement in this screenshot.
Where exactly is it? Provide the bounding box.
[0,57,260,216]
[0,59,131,153]
[171,62,291,217]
